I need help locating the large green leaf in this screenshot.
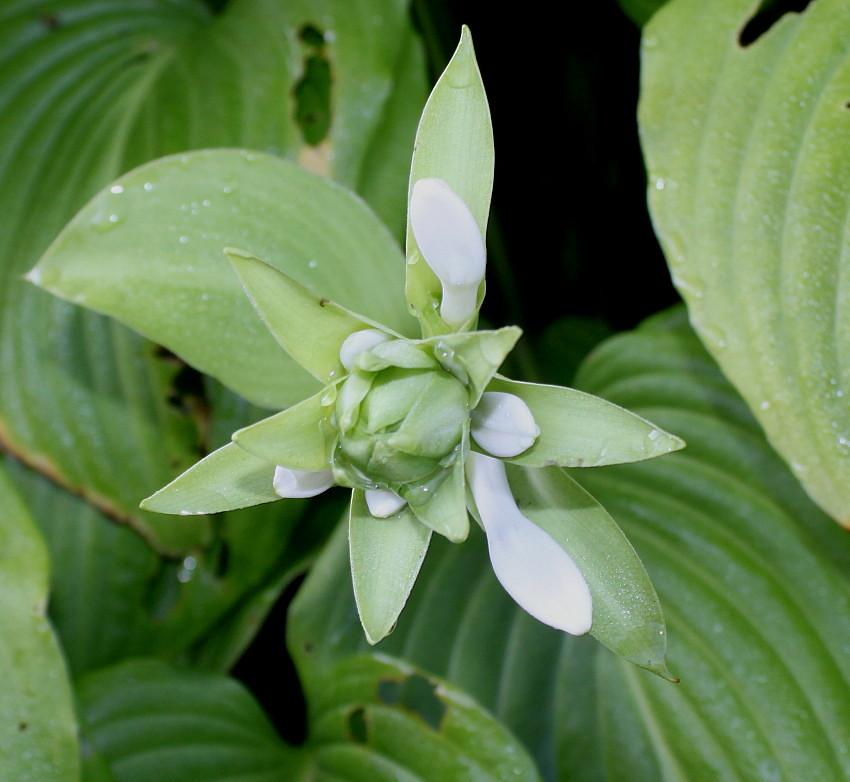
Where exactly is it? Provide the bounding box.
[291,307,850,781]
[31,153,414,410]
[76,658,306,782]
[0,464,79,782]
[307,655,541,782]
[640,0,850,524]
[0,0,424,550]
[6,451,330,677]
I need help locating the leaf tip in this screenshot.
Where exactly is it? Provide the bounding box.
[23,265,43,287]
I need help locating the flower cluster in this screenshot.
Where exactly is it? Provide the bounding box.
[266,177,593,636]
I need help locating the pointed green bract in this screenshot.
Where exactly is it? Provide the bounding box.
[405,457,470,542]
[29,151,413,409]
[227,248,391,384]
[349,490,431,644]
[427,327,521,403]
[141,442,279,515]
[488,377,684,467]
[358,339,437,371]
[233,389,333,471]
[506,464,672,679]
[405,26,495,336]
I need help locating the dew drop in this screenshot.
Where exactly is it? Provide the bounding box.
[143,182,154,192]
[110,185,124,194]
[178,236,189,245]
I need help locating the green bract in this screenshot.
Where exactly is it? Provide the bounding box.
[29,27,685,677]
[335,363,468,488]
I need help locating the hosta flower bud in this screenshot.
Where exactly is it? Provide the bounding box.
[273,466,335,498]
[335,366,469,487]
[410,178,486,328]
[365,488,407,518]
[340,329,391,371]
[471,391,540,457]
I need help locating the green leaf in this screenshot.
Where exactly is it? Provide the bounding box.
[428,327,521,402]
[405,26,494,336]
[76,658,306,782]
[0,0,424,551]
[8,452,322,677]
[487,376,684,467]
[141,442,278,515]
[506,464,671,679]
[232,387,333,471]
[404,455,469,543]
[0,464,79,782]
[350,490,431,644]
[31,152,414,409]
[292,306,850,780]
[640,0,850,523]
[308,655,541,782]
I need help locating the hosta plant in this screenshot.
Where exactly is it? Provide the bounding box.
[31,28,683,674]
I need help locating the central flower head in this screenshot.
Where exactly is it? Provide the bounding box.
[332,341,470,491]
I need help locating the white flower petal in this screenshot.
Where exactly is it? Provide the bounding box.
[339,329,391,371]
[273,465,335,498]
[466,452,592,635]
[410,178,486,327]
[365,488,407,518]
[471,391,541,457]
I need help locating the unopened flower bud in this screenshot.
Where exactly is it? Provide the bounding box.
[273,466,335,498]
[365,488,407,518]
[410,178,486,327]
[340,329,391,371]
[471,391,540,457]
[466,452,592,635]
[335,366,468,487]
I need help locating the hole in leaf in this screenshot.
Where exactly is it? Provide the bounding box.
[347,707,369,743]
[377,674,447,730]
[300,24,326,48]
[294,24,332,146]
[738,0,814,46]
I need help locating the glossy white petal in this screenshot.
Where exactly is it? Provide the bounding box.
[471,392,541,457]
[466,452,592,635]
[273,465,335,498]
[339,329,391,371]
[365,488,407,518]
[410,178,486,327]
